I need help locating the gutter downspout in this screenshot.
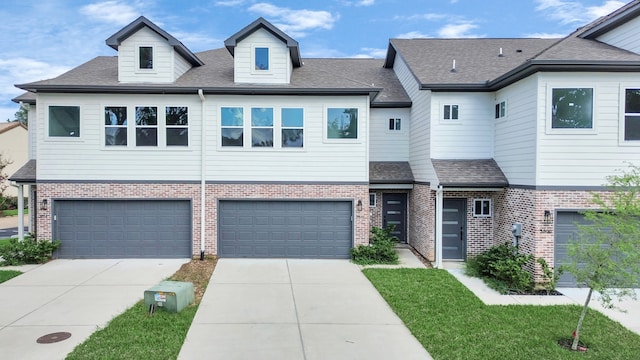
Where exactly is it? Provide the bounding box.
[435,185,443,269]
[10,183,24,242]
[198,89,206,260]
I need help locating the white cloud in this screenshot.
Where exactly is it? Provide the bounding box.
[352,47,387,58]
[394,13,447,21]
[534,0,624,25]
[215,0,245,6]
[80,1,141,25]
[524,32,567,38]
[248,3,338,37]
[171,31,221,51]
[438,22,484,38]
[356,0,375,6]
[395,31,431,39]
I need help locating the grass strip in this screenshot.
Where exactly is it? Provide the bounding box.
[0,270,22,283]
[363,268,640,360]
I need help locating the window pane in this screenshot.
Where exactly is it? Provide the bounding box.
[136,107,157,125]
[327,108,358,139]
[105,128,127,146]
[389,118,395,130]
[49,106,80,137]
[136,128,157,146]
[551,88,593,128]
[252,128,273,147]
[222,128,243,146]
[625,116,640,140]
[167,128,189,146]
[495,104,500,119]
[452,105,459,119]
[626,89,640,113]
[474,201,481,215]
[282,108,303,127]
[166,107,188,125]
[500,102,506,117]
[221,107,243,126]
[255,47,269,70]
[394,119,401,130]
[282,129,303,147]
[105,107,127,146]
[444,105,450,119]
[482,201,490,215]
[251,108,273,126]
[139,47,153,69]
[105,107,127,126]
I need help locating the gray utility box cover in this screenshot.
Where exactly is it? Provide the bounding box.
[144,281,194,313]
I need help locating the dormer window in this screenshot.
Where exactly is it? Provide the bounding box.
[139,46,153,69]
[254,47,269,71]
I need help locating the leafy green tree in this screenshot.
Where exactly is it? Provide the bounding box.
[13,107,28,126]
[563,164,640,351]
[0,154,12,209]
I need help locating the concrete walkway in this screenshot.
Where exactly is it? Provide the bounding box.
[178,257,432,360]
[0,259,189,360]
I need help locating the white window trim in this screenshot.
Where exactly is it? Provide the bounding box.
[369,193,376,207]
[251,45,273,75]
[45,104,83,142]
[386,118,404,134]
[135,43,157,74]
[495,100,507,120]
[545,85,597,135]
[323,106,362,143]
[619,85,640,146]
[250,107,275,148]
[164,105,190,148]
[442,104,459,121]
[473,199,492,217]
[281,107,305,149]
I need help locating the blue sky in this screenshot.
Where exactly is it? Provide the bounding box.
[0,0,629,122]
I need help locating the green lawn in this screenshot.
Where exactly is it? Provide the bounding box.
[67,302,198,359]
[1,209,28,217]
[363,268,640,360]
[0,270,22,283]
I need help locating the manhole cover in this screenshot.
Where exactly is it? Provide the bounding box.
[36,332,72,344]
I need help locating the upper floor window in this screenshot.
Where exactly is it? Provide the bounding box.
[473,199,491,217]
[443,104,459,120]
[251,107,273,147]
[551,88,593,129]
[327,108,358,139]
[221,107,244,147]
[255,47,269,71]
[139,46,153,69]
[135,106,158,146]
[495,101,506,119]
[105,107,127,146]
[166,107,188,146]
[388,118,401,131]
[624,89,640,141]
[49,106,80,137]
[282,108,304,147]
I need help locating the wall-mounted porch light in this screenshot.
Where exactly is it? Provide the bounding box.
[357,200,363,212]
[544,210,552,223]
[40,199,48,211]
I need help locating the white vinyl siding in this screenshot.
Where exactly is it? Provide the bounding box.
[35,93,368,183]
[430,92,494,159]
[392,56,435,183]
[233,29,292,84]
[596,15,640,54]
[494,75,538,186]
[369,108,410,161]
[536,72,640,186]
[117,27,183,83]
[174,52,192,80]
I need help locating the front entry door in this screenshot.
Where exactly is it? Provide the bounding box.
[443,198,466,260]
[383,193,407,243]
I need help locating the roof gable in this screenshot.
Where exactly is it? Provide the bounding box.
[105,16,203,66]
[578,0,640,39]
[224,17,302,67]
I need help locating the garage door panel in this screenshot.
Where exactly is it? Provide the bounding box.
[219,200,352,259]
[54,200,191,259]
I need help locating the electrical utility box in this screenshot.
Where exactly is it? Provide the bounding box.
[144,281,194,313]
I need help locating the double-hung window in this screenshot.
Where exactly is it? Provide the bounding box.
[221,107,244,147]
[624,89,640,141]
[135,106,158,146]
[166,107,188,146]
[282,108,304,147]
[251,107,274,147]
[105,107,127,145]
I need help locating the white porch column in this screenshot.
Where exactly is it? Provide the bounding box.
[17,184,24,241]
[435,185,443,268]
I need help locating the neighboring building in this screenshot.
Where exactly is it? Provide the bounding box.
[0,122,28,198]
[10,1,640,285]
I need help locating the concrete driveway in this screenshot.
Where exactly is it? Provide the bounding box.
[0,259,189,360]
[179,259,432,360]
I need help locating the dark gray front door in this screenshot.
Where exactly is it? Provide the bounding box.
[218,200,352,258]
[382,193,407,243]
[443,198,466,260]
[54,200,192,259]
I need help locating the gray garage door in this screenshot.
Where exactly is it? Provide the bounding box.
[219,200,353,258]
[555,211,592,287]
[54,200,191,259]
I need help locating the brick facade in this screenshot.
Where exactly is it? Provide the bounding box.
[36,182,369,257]
[408,184,434,260]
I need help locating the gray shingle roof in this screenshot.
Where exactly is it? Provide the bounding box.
[579,0,640,38]
[9,159,36,183]
[16,49,410,107]
[12,91,36,104]
[431,159,507,187]
[369,162,414,184]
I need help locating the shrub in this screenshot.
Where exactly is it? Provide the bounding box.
[471,243,534,293]
[0,236,60,265]
[537,258,561,295]
[351,226,399,265]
